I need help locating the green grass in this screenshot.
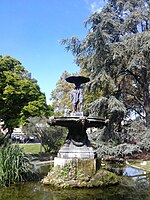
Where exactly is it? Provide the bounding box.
[19,143,44,154]
[128,160,150,172]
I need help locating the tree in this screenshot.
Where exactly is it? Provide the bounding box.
[61,0,150,129]
[22,116,67,153]
[51,71,76,115]
[111,31,150,127]
[0,55,51,137]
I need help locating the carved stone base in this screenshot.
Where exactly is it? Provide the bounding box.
[57,142,96,159]
[54,157,101,174]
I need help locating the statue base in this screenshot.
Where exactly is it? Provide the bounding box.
[57,142,96,159]
[43,157,120,188]
[54,157,100,173]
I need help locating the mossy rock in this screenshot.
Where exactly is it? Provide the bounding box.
[42,165,120,188]
[89,169,119,187]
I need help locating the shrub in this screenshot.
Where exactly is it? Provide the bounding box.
[0,143,31,186]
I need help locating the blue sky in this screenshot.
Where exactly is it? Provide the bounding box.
[0,0,105,104]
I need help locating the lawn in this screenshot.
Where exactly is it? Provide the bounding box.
[19,143,44,154]
[127,160,150,172]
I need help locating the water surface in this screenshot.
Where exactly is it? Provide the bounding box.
[0,166,150,200]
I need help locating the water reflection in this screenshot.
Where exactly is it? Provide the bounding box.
[0,179,150,200]
[123,166,145,176]
[0,166,150,200]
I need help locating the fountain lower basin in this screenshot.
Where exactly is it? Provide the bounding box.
[48,116,106,169]
[49,116,105,159]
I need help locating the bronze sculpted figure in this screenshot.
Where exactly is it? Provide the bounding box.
[70,87,84,113]
[66,76,90,114]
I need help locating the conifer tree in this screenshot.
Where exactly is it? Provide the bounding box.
[62,0,150,129]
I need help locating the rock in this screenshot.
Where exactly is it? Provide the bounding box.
[42,165,120,188]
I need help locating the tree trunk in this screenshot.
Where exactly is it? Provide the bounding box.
[146,108,150,129]
[101,120,114,141]
[141,68,150,128]
[8,128,13,138]
[0,128,13,145]
[39,138,43,161]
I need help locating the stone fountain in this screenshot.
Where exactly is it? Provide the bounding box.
[42,76,119,188]
[48,76,106,166]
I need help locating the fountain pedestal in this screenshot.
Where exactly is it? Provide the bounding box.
[48,116,105,169]
[57,143,96,159]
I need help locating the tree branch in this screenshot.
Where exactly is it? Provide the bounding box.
[125,91,144,107]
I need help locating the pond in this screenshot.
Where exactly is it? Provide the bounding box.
[0,166,150,200]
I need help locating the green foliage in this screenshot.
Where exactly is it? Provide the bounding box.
[0,131,3,140]
[96,142,142,158]
[23,116,67,153]
[51,70,76,114]
[0,55,51,132]
[59,163,72,179]
[89,124,150,158]
[41,126,67,153]
[62,0,150,128]
[0,143,31,186]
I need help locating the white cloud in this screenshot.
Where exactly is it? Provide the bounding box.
[84,0,105,13]
[90,1,102,13]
